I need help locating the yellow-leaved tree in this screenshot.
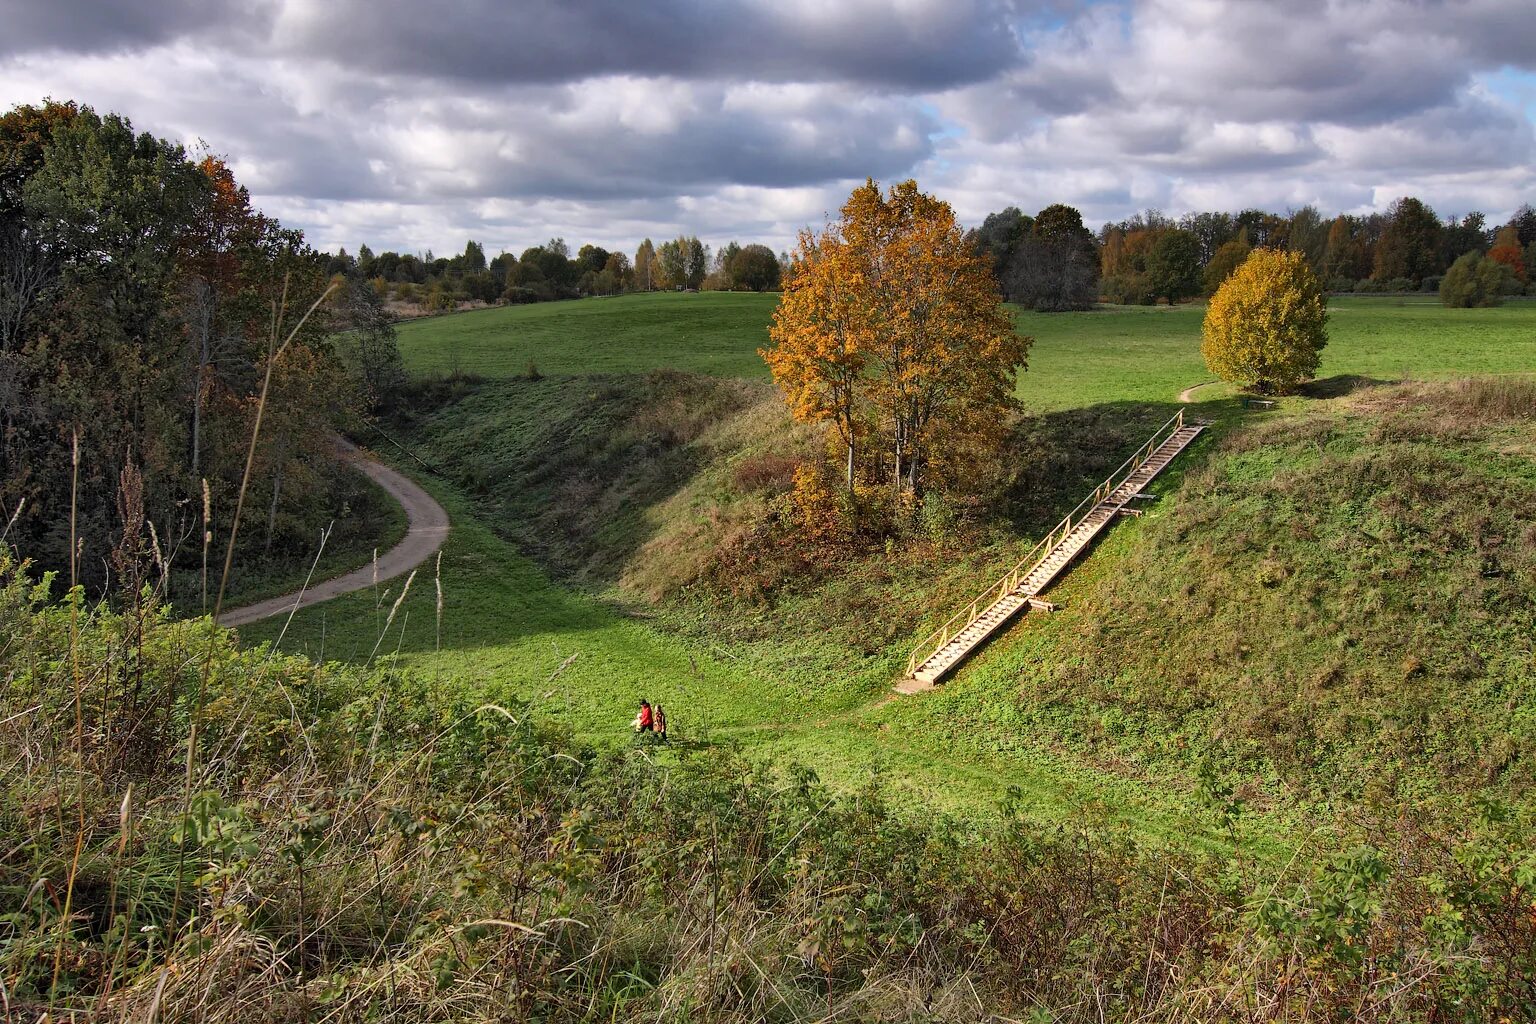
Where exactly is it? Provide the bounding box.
[1202,248,1327,395]
[762,179,1028,498]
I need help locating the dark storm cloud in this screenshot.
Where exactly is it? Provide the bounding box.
[6,0,1032,89]
[277,0,1027,89]
[0,0,271,56]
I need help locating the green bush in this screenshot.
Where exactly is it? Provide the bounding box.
[1441,250,1518,307]
[5,547,1536,1021]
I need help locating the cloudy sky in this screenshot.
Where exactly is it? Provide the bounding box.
[4,0,1534,257]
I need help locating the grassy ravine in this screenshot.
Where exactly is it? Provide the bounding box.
[8,566,1535,1021]
[253,293,1536,836]
[245,374,1536,843]
[11,293,1536,1019]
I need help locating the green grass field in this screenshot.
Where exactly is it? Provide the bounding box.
[398,292,780,378]
[242,294,1536,841]
[398,293,1536,411]
[238,463,1252,846]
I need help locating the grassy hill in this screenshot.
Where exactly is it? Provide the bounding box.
[397,293,1536,411]
[246,378,1536,838]
[13,294,1536,1020]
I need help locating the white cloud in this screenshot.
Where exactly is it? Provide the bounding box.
[1,0,1532,254]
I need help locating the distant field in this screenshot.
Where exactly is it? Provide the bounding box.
[397,291,779,378]
[398,293,1536,409]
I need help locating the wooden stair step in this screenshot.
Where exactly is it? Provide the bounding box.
[900,420,1206,690]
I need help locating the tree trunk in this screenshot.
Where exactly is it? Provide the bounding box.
[264,460,283,556]
[188,279,215,479]
[190,367,202,477]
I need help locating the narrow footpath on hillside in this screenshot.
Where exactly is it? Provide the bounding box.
[217,437,449,628]
[1178,380,1219,403]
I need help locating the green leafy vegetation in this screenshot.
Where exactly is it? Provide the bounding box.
[5,553,1535,1021]
[190,465,410,611]
[0,100,406,597]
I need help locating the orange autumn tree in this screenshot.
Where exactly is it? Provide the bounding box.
[1489,225,1528,283]
[763,178,1028,499]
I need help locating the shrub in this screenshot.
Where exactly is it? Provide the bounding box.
[1100,271,1155,305]
[1440,251,1517,308]
[1201,249,1328,395]
[732,452,799,494]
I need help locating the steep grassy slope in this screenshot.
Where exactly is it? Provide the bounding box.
[391,371,1183,675]
[392,371,801,592]
[870,379,1536,806]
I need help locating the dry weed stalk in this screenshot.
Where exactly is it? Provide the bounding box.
[171,275,338,936]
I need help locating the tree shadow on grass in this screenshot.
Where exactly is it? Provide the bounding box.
[1297,374,1394,399]
[1000,398,1204,537]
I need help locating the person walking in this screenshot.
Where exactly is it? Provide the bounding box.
[653,704,668,742]
[633,699,654,734]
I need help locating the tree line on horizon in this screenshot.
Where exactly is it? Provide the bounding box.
[974,196,1536,311]
[330,233,785,312]
[337,195,1536,317]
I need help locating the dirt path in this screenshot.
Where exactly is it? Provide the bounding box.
[217,438,449,628]
[1178,380,1219,403]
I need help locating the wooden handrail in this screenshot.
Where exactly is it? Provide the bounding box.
[905,410,1186,677]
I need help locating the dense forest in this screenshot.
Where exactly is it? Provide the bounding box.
[0,100,404,594]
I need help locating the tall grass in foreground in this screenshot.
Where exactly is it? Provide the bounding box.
[1,554,1534,1022]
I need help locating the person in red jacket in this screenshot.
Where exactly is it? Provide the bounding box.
[633,700,654,733]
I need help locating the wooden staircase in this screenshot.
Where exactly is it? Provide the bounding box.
[898,410,1206,692]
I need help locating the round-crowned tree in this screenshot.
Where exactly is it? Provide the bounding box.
[1201,248,1327,395]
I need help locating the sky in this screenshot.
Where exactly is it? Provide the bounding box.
[3,0,1534,258]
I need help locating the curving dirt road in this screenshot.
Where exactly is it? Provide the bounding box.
[217,438,449,628]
